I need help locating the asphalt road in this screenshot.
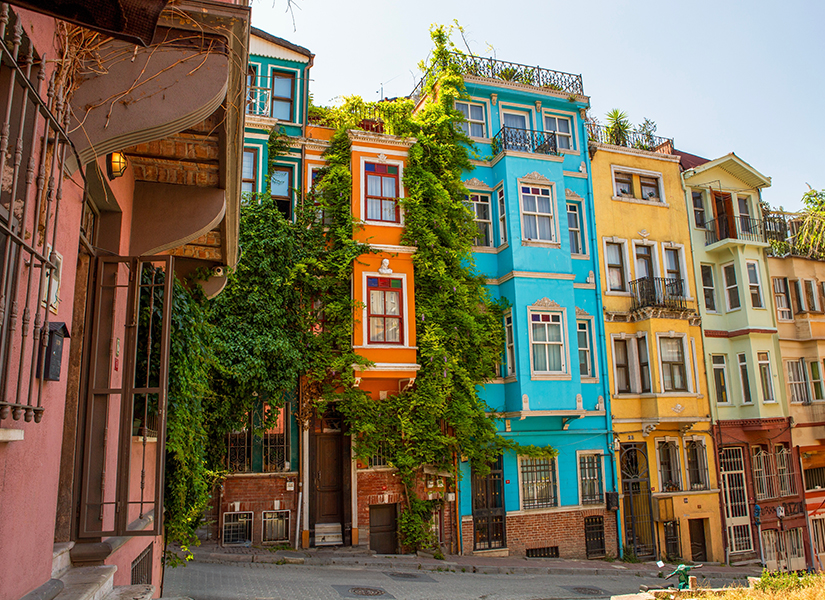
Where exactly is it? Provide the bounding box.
[163,561,749,600]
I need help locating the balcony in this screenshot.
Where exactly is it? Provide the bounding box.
[246,83,274,118]
[587,123,673,154]
[704,215,787,247]
[492,126,558,156]
[629,277,688,311]
[410,52,584,104]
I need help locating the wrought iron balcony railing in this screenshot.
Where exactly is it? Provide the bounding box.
[410,52,584,104]
[246,84,273,117]
[587,123,673,154]
[492,126,558,156]
[704,215,787,246]
[629,277,687,311]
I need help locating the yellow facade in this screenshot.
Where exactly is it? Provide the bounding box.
[591,141,723,562]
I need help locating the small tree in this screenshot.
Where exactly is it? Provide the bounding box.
[605,109,631,146]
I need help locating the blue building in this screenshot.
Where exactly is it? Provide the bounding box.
[413,55,620,558]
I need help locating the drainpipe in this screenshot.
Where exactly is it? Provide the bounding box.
[582,119,622,557]
[454,451,462,555]
[798,448,819,571]
[300,60,312,210]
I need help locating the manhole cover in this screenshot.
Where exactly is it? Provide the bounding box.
[572,588,604,596]
[349,588,386,597]
[384,571,436,583]
[387,572,417,579]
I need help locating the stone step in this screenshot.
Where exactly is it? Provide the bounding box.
[53,542,75,579]
[104,584,154,600]
[55,566,116,600]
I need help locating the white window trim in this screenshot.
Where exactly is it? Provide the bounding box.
[691,189,707,230]
[773,277,793,321]
[661,242,692,300]
[359,155,405,228]
[577,316,599,382]
[722,261,741,312]
[498,105,535,132]
[610,332,647,395]
[468,192,494,248]
[270,162,296,217]
[504,310,516,379]
[700,264,718,313]
[575,450,606,505]
[757,352,776,403]
[630,239,661,281]
[542,108,579,154]
[745,261,766,310]
[360,271,410,348]
[682,436,709,490]
[261,509,291,544]
[609,164,668,206]
[517,454,560,511]
[265,64,302,125]
[455,99,489,139]
[737,352,753,404]
[711,354,731,405]
[495,186,508,249]
[655,332,695,394]
[518,179,559,246]
[654,436,683,493]
[794,280,806,312]
[602,236,631,296]
[527,304,570,379]
[567,200,589,258]
[805,279,820,312]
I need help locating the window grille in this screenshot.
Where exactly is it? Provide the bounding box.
[718,447,752,553]
[130,544,153,585]
[526,546,559,558]
[658,441,682,492]
[584,517,605,558]
[663,520,681,560]
[752,447,776,500]
[368,441,391,468]
[223,511,253,545]
[805,466,825,491]
[579,454,603,504]
[812,517,825,555]
[685,441,710,491]
[262,510,290,543]
[752,446,797,500]
[227,427,252,473]
[263,404,290,473]
[520,457,558,509]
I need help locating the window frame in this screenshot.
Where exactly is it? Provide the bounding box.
[270,70,295,122]
[692,190,706,229]
[543,112,575,151]
[638,334,651,393]
[712,354,730,404]
[497,187,508,246]
[758,352,775,403]
[577,319,593,379]
[519,455,559,510]
[519,184,557,244]
[604,239,630,293]
[663,246,684,293]
[455,100,487,138]
[364,161,401,224]
[810,360,824,401]
[366,276,404,346]
[610,165,667,204]
[577,452,605,505]
[684,438,710,491]
[773,277,793,321]
[242,147,258,196]
[658,335,689,393]
[613,338,631,394]
[805,279,820,312]
[701,264,717,312]
[567,201,585,256]
[639,176,660,202]
[270,164,293,219]
[528,308,568,377]
[723,262,741,311]
[468,193,493,247]
[746,261,764,309]
[737,353,753,404]
[657,438,683,492]
[613,171,633,197]
[787,359,810,404]
[504,312,516,378]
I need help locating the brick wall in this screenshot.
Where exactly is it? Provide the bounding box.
[219,473,299,546]
[461,508,618,559]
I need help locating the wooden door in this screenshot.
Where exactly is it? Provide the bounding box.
[369,504,397,554]
[713,192,735,241]
[472,456,506,550]
[310,411,344,545]
[688,519,707,562]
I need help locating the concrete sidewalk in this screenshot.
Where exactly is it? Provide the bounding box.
[180,540,761,579]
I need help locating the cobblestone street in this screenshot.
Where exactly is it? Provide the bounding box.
[163,561,750,600]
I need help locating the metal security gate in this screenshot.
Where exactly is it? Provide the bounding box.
[719,447,753,553]
[585,516,606,558]
[472,455,506,550]
[620,443,656,559]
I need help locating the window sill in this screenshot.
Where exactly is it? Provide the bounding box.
[354,344,417,350]
[521,240,560,249]
[571,253,590,260]
[606,290,632,297]
[612,195,669,207]
[652,488,720,498]
[504,375,518,383]
[580,376,599,384]
[497,242,510,252]
[726,307,742,313]
[559,148,581,156]
[509,504,604,516]
[531,373,571,381]
[362,219,404,228]
[472,245,498,254]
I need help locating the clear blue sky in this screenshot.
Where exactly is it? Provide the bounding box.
[250,0,824,211]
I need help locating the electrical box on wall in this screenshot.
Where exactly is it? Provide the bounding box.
[37,322,69,381]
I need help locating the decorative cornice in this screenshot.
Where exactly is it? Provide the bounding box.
[704,327,777,338]
[462,74,590,103]
[575,306,590,317]
[565,189,584,200]
[347,129,417,148]
[591,142,681,162]
[520,171,553,185]
[532,297,562,309]
[464,177,492,191]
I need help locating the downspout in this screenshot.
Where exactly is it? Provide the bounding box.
[454,451,462,555]
[299,57,312,210]
[296,382,303,549]
[583,124,622,557]
[798,448,819,570]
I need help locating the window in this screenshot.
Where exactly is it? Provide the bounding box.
[577,320,592,377]
[520,457,558,509]
[638,335,651,393]
[614,171,633,197]
[521,185,555,242]
[614,339,630,393]
[242,148,257,195]
[737,195,752,232]
[544,114,573,150]
[271,71,294,121]
[367,277,403,344]
[658,440,682,492]
[701,265,716,312]
[794,280,806,313]
[664,248,682,291]
[805,280,819,312]
[530,311,565,374]
[787,359,810,404]
[810,361,824,401]
[606,242,626,291]
[640,176,659,201]
[455,101,486,138]
[270,166,292,218]
[567,203,584,255]
[737,353,752,404]
[773,278,792,320]
[579,454,603,504]
[685,440,709,490]
[723,263,740,310]
[223,512,253,545]
[805,466,825,491]
[719,447,753,553]
[469,194,492,247]
[497,188,507,245]
[712,355,729,404]
[504,313,515,377]
[692,191,706,228]
[635,244,653,279]
[365,163,400,223]
[758,352,774,402]
[660,337,687,392]
[262,510,290,543]
[746,262,763,308]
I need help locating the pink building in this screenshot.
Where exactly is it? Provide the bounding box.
[0,1,249,598]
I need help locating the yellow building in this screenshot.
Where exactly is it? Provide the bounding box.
[589,126,723,562]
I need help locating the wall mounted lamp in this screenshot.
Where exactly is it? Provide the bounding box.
[106,151,128,179]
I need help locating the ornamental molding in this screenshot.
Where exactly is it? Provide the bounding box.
[520,171,553,185]
[565,189,584,200]
[346,129,417,148]
[464,177,492,191]
[532,297,562,309]
[462,74,589,103]
[575,306,590,317]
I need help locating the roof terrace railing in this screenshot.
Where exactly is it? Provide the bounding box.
[587,123,673,154]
